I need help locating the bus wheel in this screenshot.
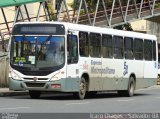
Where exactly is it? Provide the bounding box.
[118,77,135,97]
[73,77,87,100]
[29,90,41,99]
[126,76,135,97]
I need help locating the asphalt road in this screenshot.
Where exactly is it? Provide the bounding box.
[0,86,160,114]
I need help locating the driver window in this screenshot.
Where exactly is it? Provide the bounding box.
[67,34,78,64]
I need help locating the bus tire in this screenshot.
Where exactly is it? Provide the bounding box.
[127,76,135,97]
[118,76,135,97]
[73,77,87,100]
[29,90,41,99]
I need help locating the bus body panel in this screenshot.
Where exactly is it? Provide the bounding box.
[102,58,127,90]
[89,58,102,91]
[144,61,158,79]
[8,22,158,96]
[9,77,80,92]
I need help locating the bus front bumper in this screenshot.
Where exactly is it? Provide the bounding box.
[8,77,80,92]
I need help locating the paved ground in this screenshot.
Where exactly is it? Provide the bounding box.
[0,85,160,119]
[0,85,159,97]
[0,86,160,112]
[0,88,28,96]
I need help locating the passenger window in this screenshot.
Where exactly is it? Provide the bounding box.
[124,37,133,59]
[144,40,152,61]
[79,32,89,57]
[113,36,123,59]
[67,34,78,64]
[90,33,101,58]
[153,41,156,61]
[134,38,143,60]
[102,34,113,58]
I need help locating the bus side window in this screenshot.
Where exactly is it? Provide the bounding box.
[102,34,113,58]
[67,34,78,64]
[124,37,133,59]
[79,31,89,57]
[153,41,156,61]
[113,36,123,59]
[144,40,152,61]
[90,33,101,58]
[134,38,143,60]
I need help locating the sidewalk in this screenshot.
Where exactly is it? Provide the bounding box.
[0,88,28,97]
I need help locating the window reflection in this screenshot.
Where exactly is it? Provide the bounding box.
[11,36,65,68]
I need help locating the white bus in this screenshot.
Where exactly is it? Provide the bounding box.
[8,22,158,99]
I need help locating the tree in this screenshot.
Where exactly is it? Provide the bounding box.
[114,23,133,31]
[46,0,57,21]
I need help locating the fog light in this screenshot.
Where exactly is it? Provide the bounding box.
[51,84,61,88]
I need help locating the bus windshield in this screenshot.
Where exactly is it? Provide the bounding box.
[10,35,65,69]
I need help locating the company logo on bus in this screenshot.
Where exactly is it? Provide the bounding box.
[91,60,115,74]
[33,77,38,82]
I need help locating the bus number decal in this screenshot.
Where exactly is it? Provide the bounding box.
[83,61,88,70]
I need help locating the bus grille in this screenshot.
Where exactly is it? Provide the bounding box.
[21,71,52,76]
[25,83,45,87]
[24,78,48,80]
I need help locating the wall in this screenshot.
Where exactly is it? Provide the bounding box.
[131,20,148,33]
[0,52,9,88]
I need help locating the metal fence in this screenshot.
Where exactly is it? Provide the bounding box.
[0,52,9,88]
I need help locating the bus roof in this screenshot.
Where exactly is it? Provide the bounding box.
[13,21,157,41]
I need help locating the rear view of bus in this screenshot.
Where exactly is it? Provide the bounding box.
[9,23,66,99]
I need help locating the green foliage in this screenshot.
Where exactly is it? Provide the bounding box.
[155,3,160,8]
[114,23,133,31]
[46,0,56,21]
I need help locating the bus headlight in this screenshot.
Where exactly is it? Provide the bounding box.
[9,68,21,80]
[50,76,59,81]
[50,71,64,81]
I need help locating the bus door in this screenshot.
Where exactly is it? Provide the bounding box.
[66,32,79,91]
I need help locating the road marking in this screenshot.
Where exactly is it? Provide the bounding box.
[0,107,30,110]
[66,102,90,106]
[117,99,134,102]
